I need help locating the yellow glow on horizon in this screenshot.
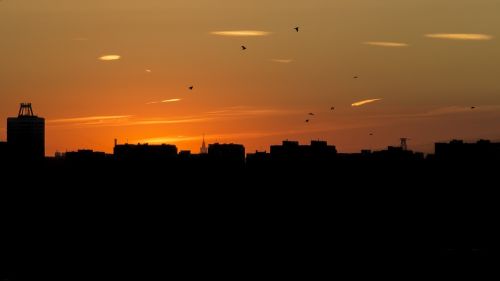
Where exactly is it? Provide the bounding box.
[352,99,382,107]
[425,33,493,41]
[211,30,272,37]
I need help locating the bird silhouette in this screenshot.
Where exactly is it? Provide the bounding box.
[305,119,310,123]
[471,106,476,109]
[189,86,194,90]
[330,107,335,110]
[294,27,300,32]
[241,45,247,50]
[369,133,374,136]
[353,76,359,79]
[308,113,315,116]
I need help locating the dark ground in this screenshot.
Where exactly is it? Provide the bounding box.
[0,160,496,279]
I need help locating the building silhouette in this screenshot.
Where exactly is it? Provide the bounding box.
[208,143,245,167]
[0,141,10,160]
[114,142,178,162]
[270,140,337,163]
[372,146,424,161]
[435,139,500,162]
[7,103,45,160]
[64,150,107,163]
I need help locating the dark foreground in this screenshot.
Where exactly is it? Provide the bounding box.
[0,159,495,279]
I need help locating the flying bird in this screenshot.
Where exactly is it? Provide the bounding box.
[241,45,247,50]
[471,106,476,109]
[189,86,194,90]
[294,27,300,32]
[353,76,359,79]
[308,113,315,116]
[369,133,374,136]
[330,107,335,111]
[305,119,310,123]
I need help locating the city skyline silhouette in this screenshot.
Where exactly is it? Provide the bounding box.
[0,102,494,279]
[1,1,496,279]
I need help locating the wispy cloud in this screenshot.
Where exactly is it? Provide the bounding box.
[271,59,293,63]
[425,33,493,41]
[147,99,182,105]
[417,106,500,118]
[352,99,383,107]
[49,115,132,123]
[205,107,298,117]
[48,106,297,129]
[129,117,213,126]
[98,55,121,61]
[211,30,272,37]
[364,41,409,47]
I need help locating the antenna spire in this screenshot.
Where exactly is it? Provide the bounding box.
[18,103,35,117]
[400,138,409,151]
[200,134,208,154]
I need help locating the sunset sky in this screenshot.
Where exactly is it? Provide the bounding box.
[1,0,500,155]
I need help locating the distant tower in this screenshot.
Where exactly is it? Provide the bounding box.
[200,135,208,154]
[7,103,45,160]
[400,138,409,151]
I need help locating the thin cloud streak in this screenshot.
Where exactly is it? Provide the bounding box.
[162,99,181,103]
[48,107,299,129]
[211,30,272,37]
[416,106,500,118]
[147,99,182,104]
[363,41,409,47]
[129,118,214,126]
[99,55,121,61]
[351,105,500,121]
[425,33,493,41]
[352,99,382,107]
[271,59,293,63]
[205,107,301,118]
[49,115,132,123]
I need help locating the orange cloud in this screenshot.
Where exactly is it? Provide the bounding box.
[364,41,409,47]
[425,33,493,41]
[98,55,121,61]
[211,30,272,37]
[147,99,182,104]
[352,99,382,107]
[271,59,294,63]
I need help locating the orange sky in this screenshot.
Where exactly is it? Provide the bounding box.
[1,0,500,155]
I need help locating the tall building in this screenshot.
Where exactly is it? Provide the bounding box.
[7,103,45,160]
[200,135,208,154]
[0,141,10,161]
